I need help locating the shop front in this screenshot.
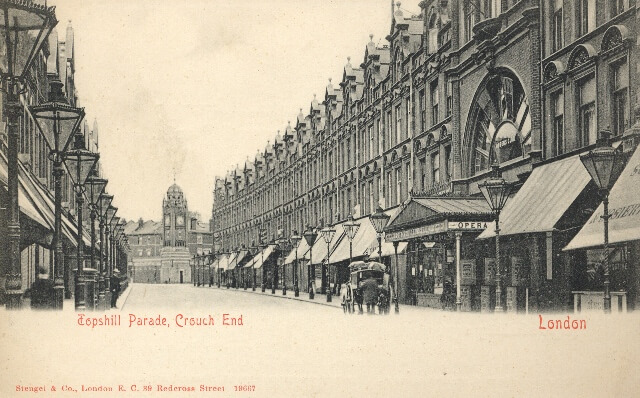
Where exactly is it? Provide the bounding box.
[384,197,493,311]
[565,142,640,312]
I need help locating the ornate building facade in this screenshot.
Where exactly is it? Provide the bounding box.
[127,184,213,283]
[211,1,640,311]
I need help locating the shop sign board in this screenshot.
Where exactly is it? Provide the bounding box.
[511,257,525,286]
[481,285,494,313]
[447,221,490,230]
[386,221,446,241]
[461,259,476,285]
[484,258,496,284]
[506,286,518,313]
[460,285,472,312]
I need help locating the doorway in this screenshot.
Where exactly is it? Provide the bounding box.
[179,270,183,284]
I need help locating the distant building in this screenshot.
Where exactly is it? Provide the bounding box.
[126,184,213,283]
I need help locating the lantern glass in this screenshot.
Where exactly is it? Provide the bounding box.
[580,145,624,192]
[30,81,85,154]
[290,231,302,246]
[0,1,57,79]
[303,227,317,246]
[343,214,360,241]
[63,148,99,187]
[320,227,336,244]
[100,194,113,218]
[86,174,107,206]
[479,174,511,213]
[370,206,390,235]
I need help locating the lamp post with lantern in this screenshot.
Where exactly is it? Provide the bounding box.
[320,226,336,303]
[290,231,302,297]
[479,164,512,312]
[579,131,625,313]
[30,78,85,309]
[370,206,393,312]
[0,0,57,309]
[303,226,317,300]
[63,137,99,310]
[343,214,360,270]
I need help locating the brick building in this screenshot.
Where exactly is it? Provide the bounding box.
[211,1,640,312]
[127,183,213,283]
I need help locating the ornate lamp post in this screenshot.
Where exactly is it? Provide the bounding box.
[30,79,84,309]
[260,245,266,292]
[290,231,302,297]
[105,205,117,300]
[208,253,213,287]
[85,170,106,307]
[343,214,360,270]
[63,138,99,310]
[370,206,393,311]
[276,236,287,296]
[579,131,624,313]
[0,0,57,309]
[303,226,317,300]
[320,226,336,303]
[98,193,113,308]
[479,164,512,312]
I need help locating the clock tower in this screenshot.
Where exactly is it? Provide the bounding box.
[163,183,188,247]
[160,183,191,283]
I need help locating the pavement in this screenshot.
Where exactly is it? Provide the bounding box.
[119,282,436,315]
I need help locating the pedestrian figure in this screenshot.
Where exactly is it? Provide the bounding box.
[110,274,119,308]
[353,285,363,314]
[341,281,353,314]
[362,277,378,314]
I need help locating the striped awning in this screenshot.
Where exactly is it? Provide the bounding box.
[478,154,594,239]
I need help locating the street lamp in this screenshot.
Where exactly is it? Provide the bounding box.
[343,214,360,270]
[579,131,624,313]
[276,236,287,296]
[0,0,57,309]
[30,79,85,309]
[85,170,107,307]
[98,193,113,308]
[105,205,117,301]
[63,137,99,311]
[320,226,336,303]
[290,231,302,297]
[303,226,317,300]
[479,164,512,312]
[370,206,393,311]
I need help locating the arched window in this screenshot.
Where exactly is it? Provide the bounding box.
[428,12,439,53]
[467,70,531,176]
[395,49,402,82]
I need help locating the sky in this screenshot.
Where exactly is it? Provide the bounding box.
[50,0,423,222]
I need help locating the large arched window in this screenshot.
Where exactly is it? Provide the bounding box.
[428,11,439,53]
[467,70,531,175]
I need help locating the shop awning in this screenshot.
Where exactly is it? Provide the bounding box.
[0,150,52,231]
[330,217,377,263]
[225,252,238,270]
[304,224,345,266]
[368,241,408,259]
[565,144,640,250]
[252,244,276,269]
[284,238,310,265]
[217,254,230,271]
[243,255,255,268]
[385,199,491,241]
[233,250,248,268]
[478,154,594,239]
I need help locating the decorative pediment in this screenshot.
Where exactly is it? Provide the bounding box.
[543,61,565,83]
[567,44,597,70]
[601,25,631,55]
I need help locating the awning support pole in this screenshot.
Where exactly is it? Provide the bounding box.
[455,232,462,312]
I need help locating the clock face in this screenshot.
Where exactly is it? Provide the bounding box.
[176,215,184,226]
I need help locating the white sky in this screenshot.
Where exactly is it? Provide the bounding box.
[50,0,423,222]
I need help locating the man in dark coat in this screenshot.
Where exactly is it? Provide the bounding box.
[362,277,378,314]
[110,274,119,308]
